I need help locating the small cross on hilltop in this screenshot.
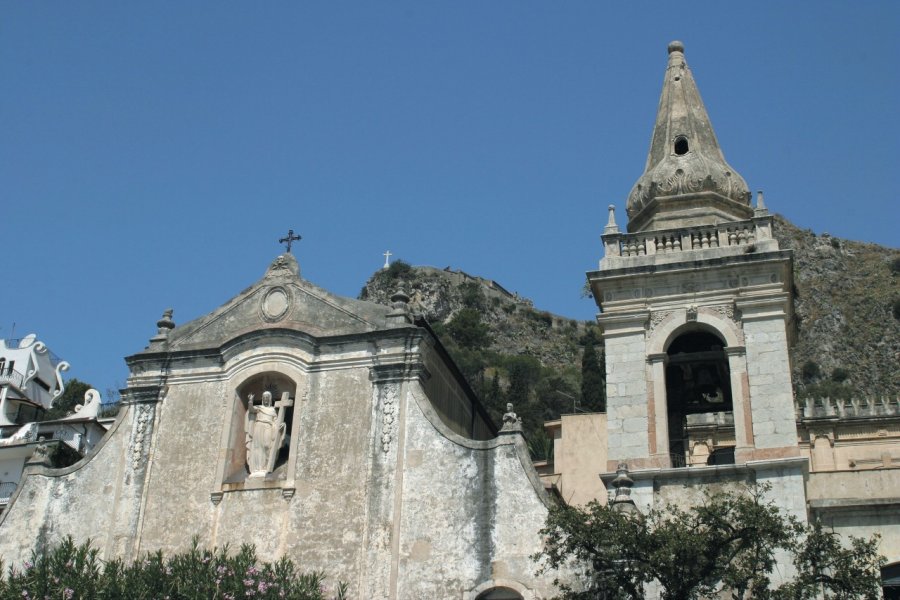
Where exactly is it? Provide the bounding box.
[279,229,301,253]
[383,250,392,269]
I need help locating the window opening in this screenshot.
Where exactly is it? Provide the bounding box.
[674,136,689,155]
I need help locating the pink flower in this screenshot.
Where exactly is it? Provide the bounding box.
[63,590,74,600]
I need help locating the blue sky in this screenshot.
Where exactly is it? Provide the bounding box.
[2,2,898,397]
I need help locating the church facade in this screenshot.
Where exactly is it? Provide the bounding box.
[0,254,556,599]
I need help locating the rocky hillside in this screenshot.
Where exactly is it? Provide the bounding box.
[359,218,899,440]
[773,216,900,399]
[360,263,601,452]
[361,263,592,371]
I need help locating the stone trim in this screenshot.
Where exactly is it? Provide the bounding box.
[645,307,743,354]
[598,311,650,338]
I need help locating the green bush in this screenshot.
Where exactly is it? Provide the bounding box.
[800,360,821,383]
[445,308,492,350]
[890,256,900,275]
[525,310,553,328]
[831,367,850,383]
[458,282,486,310]
[0,537,347,600]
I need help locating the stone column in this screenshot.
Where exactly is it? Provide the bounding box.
[646,353,670,467]
[725,345,754,462]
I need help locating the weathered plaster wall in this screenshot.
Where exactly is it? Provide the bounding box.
[397,384,553,599]
[551,413,607,506]
[807,469,900,564]
[0,401,151,563]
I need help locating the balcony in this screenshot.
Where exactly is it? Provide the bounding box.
[0,368,25,391]
[599,215,779,270]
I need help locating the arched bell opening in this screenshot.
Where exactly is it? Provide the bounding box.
[665,330,734,467]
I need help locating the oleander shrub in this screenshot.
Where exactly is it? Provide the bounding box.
[0,537,348,600]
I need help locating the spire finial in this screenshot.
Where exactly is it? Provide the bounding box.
[604,204,620,234]
[754,190,768,215]
[667,40,684,55]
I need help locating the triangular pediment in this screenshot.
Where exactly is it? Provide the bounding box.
[142,255,398,353]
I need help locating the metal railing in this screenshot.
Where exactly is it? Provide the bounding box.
[0,368,25,390]
[2,339,64,367]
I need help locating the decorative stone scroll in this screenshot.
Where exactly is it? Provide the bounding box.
[130,404,155,470]
[648,310,674,337]
[379,383,399,453]
[709,304,736,323]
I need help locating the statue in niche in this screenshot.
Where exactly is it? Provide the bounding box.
[245,391,292,478]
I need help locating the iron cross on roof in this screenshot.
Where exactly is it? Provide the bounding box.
[278,229,301,253]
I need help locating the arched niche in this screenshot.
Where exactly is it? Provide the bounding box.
[224,372,298,483]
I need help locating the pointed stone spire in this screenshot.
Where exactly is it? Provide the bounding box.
[626,41,752,233]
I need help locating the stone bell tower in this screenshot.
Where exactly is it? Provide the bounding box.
[588,42,802,481]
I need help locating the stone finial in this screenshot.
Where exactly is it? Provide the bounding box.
[149,309,175,344]
[667,40,685,55]
[603,205,620,234]
[501,402,523,433]
[754,190,769,216]
[387,288,412,323]
[609,462,638,513]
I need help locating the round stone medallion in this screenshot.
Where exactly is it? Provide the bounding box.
[261,286,291,322]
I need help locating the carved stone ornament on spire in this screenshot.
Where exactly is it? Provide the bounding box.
[625,41,752,233]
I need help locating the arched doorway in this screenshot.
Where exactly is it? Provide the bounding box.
[665,330,734,467]
[475,587,524,600]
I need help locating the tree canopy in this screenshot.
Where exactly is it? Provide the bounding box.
[536,484,884,600]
